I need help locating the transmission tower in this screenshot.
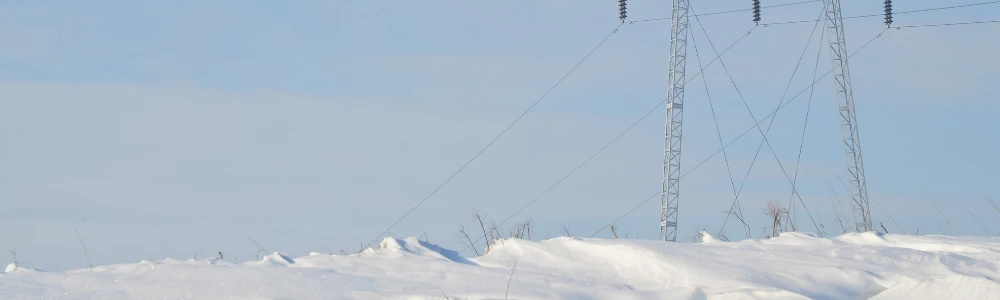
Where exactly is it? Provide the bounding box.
[823,0,873,232]
[661,0,690,242]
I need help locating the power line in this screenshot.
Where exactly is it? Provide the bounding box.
[454,83,651,251]
[689,4,823,236]
[454,83,651,252]
[590,28,890,239]
[899,20,1000,28]
[589,191,659,238]
[485,25,756,232]
[873,198,908,234]
[363,23,624,250]
[834,176,907,234]
[460,25,760,250]
[483,25,756,229]
[628,0,822,23]
[690,27,748,239]
[891,1,1000,15]
[496,88,658,228]
[337,0,598,202]
[761,0,1000,26]
[786,11,826,230]
[718,5,826,237]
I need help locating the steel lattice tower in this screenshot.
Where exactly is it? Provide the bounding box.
[823,0,873,232]
[661,0,690,242]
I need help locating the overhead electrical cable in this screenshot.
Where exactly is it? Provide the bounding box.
[689,4,823,236]
[363,22,625,250]
[834,176,907,234]
[717,7,825,237]
[731,6,824,234]
[689,31,749,239]
[898,20,1000,28]
[477,24,757,230]
[456,25,761,252]
[461,26,759,253]
[872,198,907,234]
[590,28,891,239]
[760,0,1000,26]
[628,0,822,23]
[786,13,826,228]
[338,0,600,208]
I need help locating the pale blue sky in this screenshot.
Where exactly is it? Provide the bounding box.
[1,0,998,270]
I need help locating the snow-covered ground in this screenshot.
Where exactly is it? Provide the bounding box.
[2,232,999,299]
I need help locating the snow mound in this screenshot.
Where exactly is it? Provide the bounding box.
[248,252,296,266]
[365,237,477,265]
[2,234,999,299]
[3,263,42,273]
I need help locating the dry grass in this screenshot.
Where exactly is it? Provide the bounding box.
[74,227,93,273]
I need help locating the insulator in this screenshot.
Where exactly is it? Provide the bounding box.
[752,0,762,23]
[619,0,627,22]
[883,0,893,26]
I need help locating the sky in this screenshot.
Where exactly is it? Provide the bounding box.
[1,0,998,270]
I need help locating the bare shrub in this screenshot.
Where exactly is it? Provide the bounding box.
[509,218,533,240]
[764,200,790,238]
[560,225,573,237]
[456,226,480,256]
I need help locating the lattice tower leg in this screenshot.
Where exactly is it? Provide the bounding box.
[823,0,873,232]
[661,0,690,242]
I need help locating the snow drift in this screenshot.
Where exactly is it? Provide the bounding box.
[2,233,999,299]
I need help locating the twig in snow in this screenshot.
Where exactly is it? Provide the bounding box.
[929,200,964,235]
[489,222,505,246]
[248,236,269,253]
[435,285,450,300]
[722,203,752,239]
[691,227,706,243]
[716,229,729,242]
[473,210,491,253]
[560,225,573,237]
[827,182,849,234]
[868,195,907,234]
[964,207,992,236]
[836,177,859,232]
[509,218,533,240]
[74,227,93,273]
[457,226,480,256]
[981,194,1000,218]
[505,260,517,300]
[8,250,16,269]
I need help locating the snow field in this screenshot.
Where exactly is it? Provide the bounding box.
[2,232,999,299]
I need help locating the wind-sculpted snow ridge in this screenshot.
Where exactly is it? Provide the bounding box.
[2,233,1000,299]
